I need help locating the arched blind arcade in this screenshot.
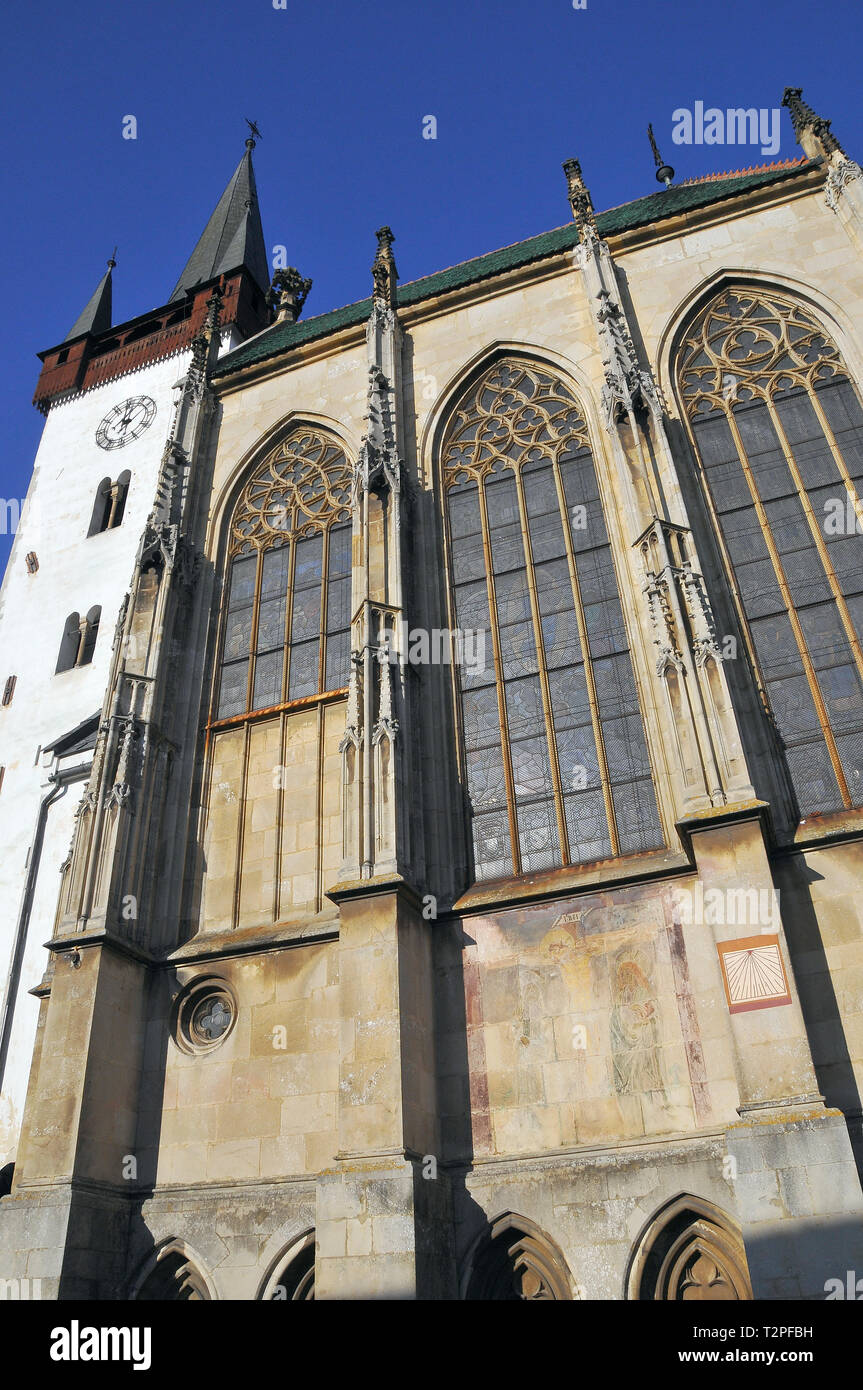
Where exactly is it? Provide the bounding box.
[216,429,353,721]
[677,288,863,818]
[442,358,662,881]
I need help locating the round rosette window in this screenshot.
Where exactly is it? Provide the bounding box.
[174,977,237,1055]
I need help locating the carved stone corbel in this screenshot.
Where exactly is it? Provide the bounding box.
[825,157,863,213]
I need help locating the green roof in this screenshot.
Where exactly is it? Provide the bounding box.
[213,159,819,379]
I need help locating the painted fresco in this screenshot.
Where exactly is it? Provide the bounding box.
[460,881,711,1154]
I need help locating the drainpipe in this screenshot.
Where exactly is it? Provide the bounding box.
[0,759,91,1091]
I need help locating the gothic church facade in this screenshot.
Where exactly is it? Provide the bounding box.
[2,90,863,1299]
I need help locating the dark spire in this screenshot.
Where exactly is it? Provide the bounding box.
[562,159,597,238]
[648,123,675,188]
[782,87,845,157]
[65,253,115,341]
[169,137,269,303]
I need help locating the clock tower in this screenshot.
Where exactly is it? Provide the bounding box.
[0,137,272,1177]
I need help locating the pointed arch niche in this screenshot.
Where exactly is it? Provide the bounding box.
[130,1239,215,1301]
[440,354,663,881]
[257,1230,316,1300]
[674,284,863,822]
[627,1196,752,1301]
[461,1213,575,1300]
[200,425,353,932]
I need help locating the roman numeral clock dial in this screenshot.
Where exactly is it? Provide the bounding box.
[96,395,156,451]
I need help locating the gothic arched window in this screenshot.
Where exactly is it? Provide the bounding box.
[442,357,663,881]
[215,428,353,721]
[677,287,863,819]
[201,427,353,932]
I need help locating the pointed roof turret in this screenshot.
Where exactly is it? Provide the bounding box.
[169,132,269,302]
[66,253,115,341]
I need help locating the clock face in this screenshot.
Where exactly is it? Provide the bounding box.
[96,396,156,451]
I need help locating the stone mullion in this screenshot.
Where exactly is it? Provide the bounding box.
[318,523,332,696]
[724,404,852,807]
[281,530,298,703]
[273,709,287,923]
[313,701,325,913]
[477,477,521,877]
[230,719,253,930]
[245,546,265,714]
[806,380,863,535]
[550,455,619,857]
[512,463,570,865]
[765,392,863,695]
[806,375,856,500]
[684,419,776,726]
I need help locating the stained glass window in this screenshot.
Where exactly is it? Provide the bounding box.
[215,429,353,720]
[442,357,663,881]
[678,288,863,818]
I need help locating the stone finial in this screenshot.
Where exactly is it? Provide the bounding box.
[372,226,398,307]
[203,284,223,336]
[782,87,844,157]
[267,268,313,324]
[562,159,598,239]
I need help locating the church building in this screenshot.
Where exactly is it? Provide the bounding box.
[2,89,863,1299]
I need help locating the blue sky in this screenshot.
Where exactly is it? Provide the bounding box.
[1,0,861,575]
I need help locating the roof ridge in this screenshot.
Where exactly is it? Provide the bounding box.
[397,225,571,293]
[215,157,820,378]
[678,155,808,186]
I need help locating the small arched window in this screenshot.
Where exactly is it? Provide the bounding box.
[113,471,131,528]
[25,552,38,574]
[677,286,863,819]
[2,675,16,706]
[56,607,100,673]
[56,613,81,673]
[442,357,662,881]
[80,605,101,665]
[88,474,130,536]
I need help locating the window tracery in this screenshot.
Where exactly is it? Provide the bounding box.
[678,288,863,817]
[442,357,663,880]
[215,428,353,722]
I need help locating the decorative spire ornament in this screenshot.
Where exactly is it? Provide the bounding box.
[562,159,598,240]
[782,87,844,158]
[648,123,675,188]
[267,267,312,323]
[372,226,398,308]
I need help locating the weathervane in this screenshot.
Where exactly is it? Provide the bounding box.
[245,118,262,149]
[647,123,675,188]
